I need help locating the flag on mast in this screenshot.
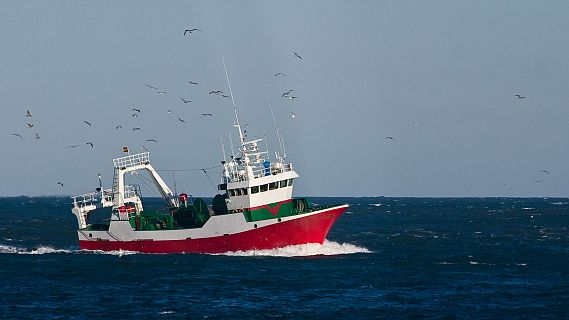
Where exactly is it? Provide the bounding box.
[122,146,129,153]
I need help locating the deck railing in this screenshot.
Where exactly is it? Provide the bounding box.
[113,152,150,169]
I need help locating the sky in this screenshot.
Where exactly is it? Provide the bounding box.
[1,1,569,197]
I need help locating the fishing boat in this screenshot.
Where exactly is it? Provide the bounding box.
[70,120,347,254]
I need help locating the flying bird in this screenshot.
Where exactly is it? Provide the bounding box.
[86,142,94,148]
[184,28,201,35]
[282,89,295,97]
[142,146,149,151]
[221,94,230,99]
[177,117,186,123]
[83,121,92,126]
[132,108,141,113]
[26,110,32,117]
[515,94,526,99]
[146,139,158,142]
[165,109,172,114]
[132,127,141,131]
[288,96,299,100]
[290,112,296,118]
[116,125,123,130]
[274,72,286,77]
[180,97,192,103]
[292,51,302,60]
[57,182,64,187]
[11,133,23,139]
[132,113,139,118]
[187,81,198,85]
[66,145,78,148]
[385,136,395,140]
[34,133,40,140]
[202,113,213,117]
[540,170,551,175]
[156,91,167,95]
[535,179,544,183]
[209,90,223,95]
[27,123,34,128]
[145,84,159,90]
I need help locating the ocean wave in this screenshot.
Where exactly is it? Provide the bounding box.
[0,244,73,255]
[216,240,371,257]
[81,249,139,256]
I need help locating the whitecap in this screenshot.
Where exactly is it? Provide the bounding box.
[216,240,371,257]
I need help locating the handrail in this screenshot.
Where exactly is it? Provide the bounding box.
[113,152,150,169]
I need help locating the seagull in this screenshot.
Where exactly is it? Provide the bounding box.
[535,179,544,183]
[145,84,159,90]
[202,113,213,117]
[27,123,34,128]
[132,127,141,131]
[290,112,296,118]
[86,142,94,148]
[132,108,141,113]
[66,145,79,148]
[187,81,198,85]
[57,182,64,187]
[146,139,158,142]
[34,133,40,140]
[293,51,302,60]
[274,72,287,77]
[209,90,223,95]
[540,170,551,175]
[282,89,295,97]
[385,136,395,140]
[180,97,192,103]
[221,94,230,99]
[116,125,123,130]
[26,110,32,117]
[142,146,149,151]
[288,96,299,100]
[184,28,201,35]
[177,117,186,123]
[165,109,172,114]
[11,133,23,139]
[156,91,167,95]
[83,121,92,126]
[515,94,526,99]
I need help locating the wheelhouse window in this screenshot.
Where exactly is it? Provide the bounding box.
[260,184,268,192]
[288,179,294,186]
[242,188,248,195]
[228,189,235,197]
[269,182,278,190]
[280,180,288,188]
[251,186,259,194]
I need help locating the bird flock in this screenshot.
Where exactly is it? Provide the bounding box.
[9,25,307,189]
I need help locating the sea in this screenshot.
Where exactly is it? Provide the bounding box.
[0,197,568,319]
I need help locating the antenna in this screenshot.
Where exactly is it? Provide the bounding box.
[229,133,235,158]
[222,55,244,145]
[220,135,227,162]
[172,171,178,197]
[267,99,285,160]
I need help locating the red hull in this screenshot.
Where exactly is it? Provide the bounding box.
[79,206,346,254]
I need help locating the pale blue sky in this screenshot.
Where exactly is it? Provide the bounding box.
[1,1,568,197]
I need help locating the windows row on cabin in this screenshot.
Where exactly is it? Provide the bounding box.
[227,179,294,197]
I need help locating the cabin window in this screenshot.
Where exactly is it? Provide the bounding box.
[242,188,248,195]
[251,186,259,194]
[288,179,294,186]
[280,180,288,188]
[229,189,235,197]
[236,189,243,196]
[269,182,278,190]
[260,184,268,192]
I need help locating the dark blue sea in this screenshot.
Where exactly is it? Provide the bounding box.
[1,197,568,319]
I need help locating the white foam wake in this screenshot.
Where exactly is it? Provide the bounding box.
[0,244,73,255]
[217,240,371,257]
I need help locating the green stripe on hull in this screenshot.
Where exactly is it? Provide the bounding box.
[244,199,311,222]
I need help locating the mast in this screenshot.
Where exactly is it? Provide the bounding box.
[222,55,245,146]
